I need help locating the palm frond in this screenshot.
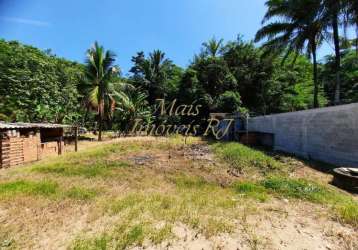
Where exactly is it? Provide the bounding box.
[255,22,294,42]
[89,86,99,107]
[262,0,291,24]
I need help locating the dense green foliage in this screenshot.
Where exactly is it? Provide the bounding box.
[322,50,358,104]
[255,0,324,108]
[0,0,357,130]
[0,40,84,123]
[256,0,358,107]
[129,50,182,106]
[178,37,326,116]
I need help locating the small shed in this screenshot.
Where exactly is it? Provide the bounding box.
[0,122,69,168]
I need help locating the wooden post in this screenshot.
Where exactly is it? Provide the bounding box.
[57,140,62,155]
[58,128,63,155]
[74,126,78,152]
[58,137,62,155]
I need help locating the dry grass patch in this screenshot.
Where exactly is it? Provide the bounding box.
[0,137,356,249]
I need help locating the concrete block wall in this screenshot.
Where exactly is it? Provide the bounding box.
[247,103,358,167]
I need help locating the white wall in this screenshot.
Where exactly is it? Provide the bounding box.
[248,103,358,167]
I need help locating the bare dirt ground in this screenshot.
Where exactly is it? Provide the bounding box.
[0,137,356,250]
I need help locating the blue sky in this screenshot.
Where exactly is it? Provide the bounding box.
[0,0,345,75]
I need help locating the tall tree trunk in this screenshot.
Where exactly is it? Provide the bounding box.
[356,25,358,54]
[148,84,155,106]
[312,41,319,108]
[332,11,341,105]
[98,98,104,141]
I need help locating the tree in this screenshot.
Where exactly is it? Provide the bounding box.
[177,68,211,125]
[321,49,358,104]
[201,37,224,57]
[255,0,324,108]
[114,91,152,132]
[0,39,84,123]
[129,50,179,106]
[85,41,119,141]
[270,55,327,112]
[345,0,358,53]
[223,37,274,114]
[216,91,242,113]
[322,0,344,105]
[191,56,237,99]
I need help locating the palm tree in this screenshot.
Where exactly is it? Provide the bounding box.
[149,50,168,91]
[255,0,323,108]
[202,37,224,57]
[345,0,358,52]
[116,92,152,132]
[322,0,343,105]
[133,50,172,105]
[85,41,119,141]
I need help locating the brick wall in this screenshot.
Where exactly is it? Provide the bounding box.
[0,130,64,168]
[23,133,41,163]
[0,136,23,167]
[39,141,63,159]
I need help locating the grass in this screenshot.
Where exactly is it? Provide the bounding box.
[232,176,358,227]
[0,180,98,201]
[212,142,287,175]
[32,161,130,178]
[233,181,269,202]
[261,176,330,201]
[173,174,214,189]
[30,142,137,178]
[72,223,156,250]
[0,231,16,249]
[65,187,98,200]
[72,220,173,250]
[336,202,358,226]
[263,177,358,227]
[104,174,239,238]
[149,224,173,245]
[80,174,239,248]
[29,137,198,180]
[0,180,59,198]
[0,137,357,249]
[212,142,358,227]
[203,217,235,237]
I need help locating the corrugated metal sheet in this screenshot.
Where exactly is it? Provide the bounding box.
[0,122,70,129]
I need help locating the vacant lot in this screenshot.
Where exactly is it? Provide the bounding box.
[0,136,357,250]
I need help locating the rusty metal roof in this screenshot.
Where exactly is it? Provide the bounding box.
[0,122,70,129]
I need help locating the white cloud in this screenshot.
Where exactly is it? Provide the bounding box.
[0,16,51,27]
